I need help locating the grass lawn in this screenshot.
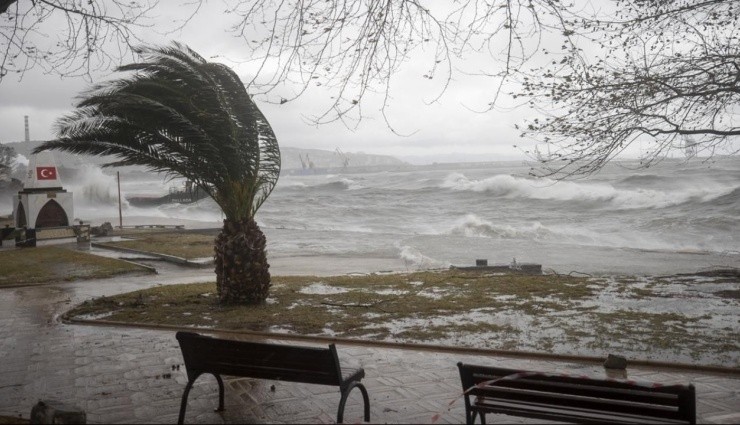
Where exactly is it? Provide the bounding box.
[66,269,739,367]
[101,232,214,259]
[70,271,593,335]
[0,246,152,286]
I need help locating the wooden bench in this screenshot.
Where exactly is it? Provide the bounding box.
[175,331,370,424]
[457,363,696,424]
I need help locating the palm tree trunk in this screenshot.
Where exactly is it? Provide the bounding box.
[214,218,271,304]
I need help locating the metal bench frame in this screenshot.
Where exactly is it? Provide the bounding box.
[457,362,696,424]
[176,331,370,424]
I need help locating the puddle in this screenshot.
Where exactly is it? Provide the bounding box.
[75,311,116,320]
[298,282,350,295]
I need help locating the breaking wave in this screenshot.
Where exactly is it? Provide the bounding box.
[398,245,446,269]
[65,165,125,206]
[618,174,667,186]
[440,173,735,210]
[702,186,740,207]
[281,177,364,191]
[276,180,307,189]
[449,214,560,240]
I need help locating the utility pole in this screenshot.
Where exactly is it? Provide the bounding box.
[117,171,123,229]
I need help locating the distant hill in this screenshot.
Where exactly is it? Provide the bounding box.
[3,140,407,173]
[281,147,406,172]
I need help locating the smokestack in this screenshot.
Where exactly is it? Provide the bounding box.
[24,115,30,142]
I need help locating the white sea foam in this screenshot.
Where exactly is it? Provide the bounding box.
[449,214,557,240]
[440,172,734,209]
[287,177,365,191]
[277,179,307,188]
[154,200,223,223]
[336,177,363,190]
[65,165,125,206]
[299,282,349,295]
[398,245,445,269]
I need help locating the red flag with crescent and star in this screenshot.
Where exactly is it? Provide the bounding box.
[36,167,57,180]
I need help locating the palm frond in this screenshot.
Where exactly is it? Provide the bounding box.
[34,42,281,221]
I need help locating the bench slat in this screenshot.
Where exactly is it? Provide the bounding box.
[204,363,341,386]
[467,368,690,394]
[470,377,682,407]
[469,386,684,421]
[475,399,691,425]
[192,350,338,373]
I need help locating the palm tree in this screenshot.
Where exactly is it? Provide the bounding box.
[34,42,281,305]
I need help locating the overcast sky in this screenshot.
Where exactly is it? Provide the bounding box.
[0,1,623,164]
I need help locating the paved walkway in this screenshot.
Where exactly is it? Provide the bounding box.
[0,254,738,424]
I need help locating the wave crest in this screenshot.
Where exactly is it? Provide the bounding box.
[66,165,124,206]
[449,214,557,240]
[441,173,736,209]
[288,177,365,191]
[398,245,445,269]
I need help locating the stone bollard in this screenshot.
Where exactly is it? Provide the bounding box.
[30,400,86,424]
[15,227,36,248]
[603,353,628,370]
[0,225,14,247]
[74,224,91,249]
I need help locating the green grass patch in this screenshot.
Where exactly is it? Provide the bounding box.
[102,232,214,259]
[68,270,593,342]
[0,246,151,286]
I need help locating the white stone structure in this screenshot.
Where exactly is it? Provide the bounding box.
[13,151,74,229]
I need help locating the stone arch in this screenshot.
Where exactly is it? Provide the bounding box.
[35,200,69,228]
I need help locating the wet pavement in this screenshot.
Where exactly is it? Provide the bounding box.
[0,250,739,424]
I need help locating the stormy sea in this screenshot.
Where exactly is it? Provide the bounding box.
[40,155,739,276]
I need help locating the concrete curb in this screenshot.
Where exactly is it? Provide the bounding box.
[91,243,213,268]
[62,315,740,376]
[116,259,158,274]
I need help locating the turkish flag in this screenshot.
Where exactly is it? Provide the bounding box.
[36,167,57,180]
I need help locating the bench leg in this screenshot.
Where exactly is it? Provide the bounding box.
[337,381,370,423]
[178,373,224,424]
[178,380,195,425]
[214,373,225,412]
[466,409,484,424]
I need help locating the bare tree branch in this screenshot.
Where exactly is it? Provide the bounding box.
[228,0,578,127]
[0,0,201,82]
[0,142,18,181]
[519,0,740,177]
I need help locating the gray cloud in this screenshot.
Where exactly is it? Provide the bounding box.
[0,2,539,162]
